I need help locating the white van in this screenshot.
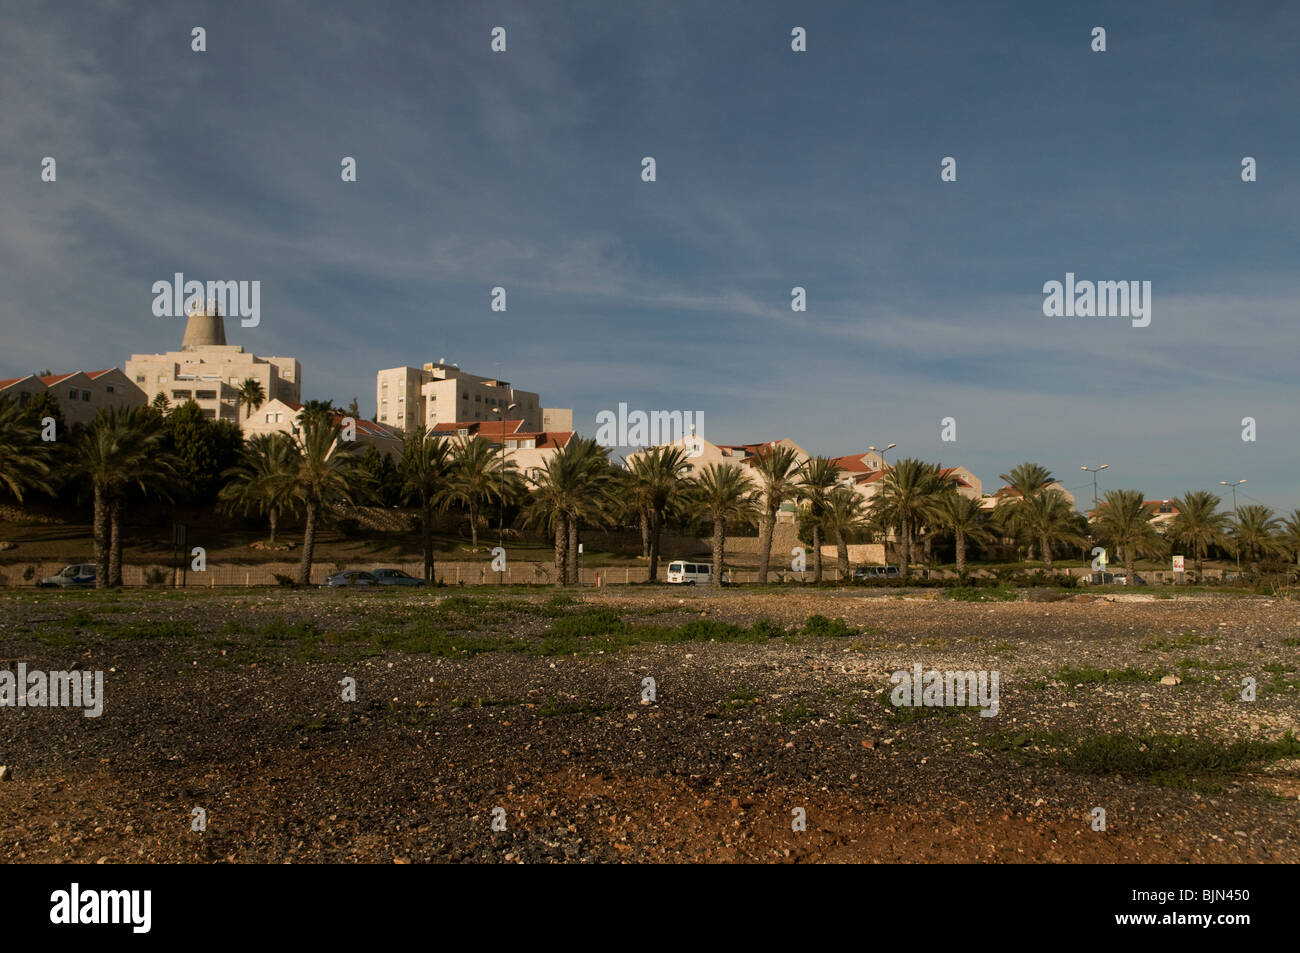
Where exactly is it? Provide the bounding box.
[666,561,730,585]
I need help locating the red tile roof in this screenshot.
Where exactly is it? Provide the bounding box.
[431,419,525,437]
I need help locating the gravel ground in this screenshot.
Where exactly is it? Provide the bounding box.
[0,586,1296,863]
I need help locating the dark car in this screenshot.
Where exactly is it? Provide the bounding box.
[325,570,377,588]
[853,565,901,580]
[371,568,425,587]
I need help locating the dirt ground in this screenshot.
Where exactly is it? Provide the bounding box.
[0,586,1296,863]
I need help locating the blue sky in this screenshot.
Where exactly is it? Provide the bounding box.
[2,1,1297,511]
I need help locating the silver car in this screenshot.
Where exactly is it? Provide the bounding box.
[325,570,377,588]
[38,563,96,588]
[371,568,425,587]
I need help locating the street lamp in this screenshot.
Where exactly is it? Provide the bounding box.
[1081,464,1109,510]
[868,443,897,469]
[1218,479,1246,573]
[491,403,519,586]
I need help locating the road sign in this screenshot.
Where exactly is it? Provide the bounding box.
[1172,555,1184,572]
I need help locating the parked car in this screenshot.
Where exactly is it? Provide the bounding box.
[371,568,425,587]
[665,561,730,585]
[1080,570,1146,586]
[37,563,96,588]
[325,570,377,588]
[853,565,901,580]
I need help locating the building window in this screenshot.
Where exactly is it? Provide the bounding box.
[106,385,115,393]
[196,390,217,400]
[135,376,145,384]
[172,390,191,400]
[83,391,91,401]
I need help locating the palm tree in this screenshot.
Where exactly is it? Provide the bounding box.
[873,458,952,580]
[401,426,456,583]
[822,486,868,580]
[932,491,992,579]
[1019,488,1085,571]
[1169,491,1229,579]
[562,438,617,584]
[690,463,758,587]
[1280,510,1300,570]
[625,446,693,582]
[446,436,510,550]
[797,456,841,582]
[0,396,53,501]
[1230,505,1280,577]
[1091,489,1165,578]
[218,433,298,544]
[289,413,369,585]
[995,462,1055,560]
[74,407,176,587]
[523,437,613,586]
[235,378,267,420]
[751,444,802,584]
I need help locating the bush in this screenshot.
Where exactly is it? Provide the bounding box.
[802,614,858,638]
[273,573,298,588]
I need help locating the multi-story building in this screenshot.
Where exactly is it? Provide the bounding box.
[375,361,568,434]
[430,419,574,485]
[0,369,145,427]
[125,303,301,422]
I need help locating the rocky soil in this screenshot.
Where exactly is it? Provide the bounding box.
[0,586,1296,863]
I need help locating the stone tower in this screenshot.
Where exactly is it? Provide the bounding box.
[181,300,228,349]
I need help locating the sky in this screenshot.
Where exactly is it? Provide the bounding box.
[2,1,1297,512]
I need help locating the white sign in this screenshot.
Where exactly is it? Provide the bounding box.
[1172,555,1184,572]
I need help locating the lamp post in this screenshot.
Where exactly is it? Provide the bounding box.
[1081,464,1109,510]
[868,444,897,557]
[1219,479,1246,573]
[868,443,897,470]
[491,403,519,586]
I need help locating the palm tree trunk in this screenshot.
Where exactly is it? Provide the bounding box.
[900,516,912,580]
[298,502,318,585]
[1195,542,1204,580]
[812,524,824,582]
[1126,545,1135,579]
[108,496,123,587]
[712,519,725,588]
[468,501,479,549]
[568,517,579,586]
[553,515,567,587]
[639,510,650,559]
[268,506,278,545]
[648,511,663,583]
[757,509,775,584]
[92,484,109,589]
[1041,533,1053,571]
[923,532,933,569]
[835,528,849,580]
[956,530,967,578]
[422,500,434,583]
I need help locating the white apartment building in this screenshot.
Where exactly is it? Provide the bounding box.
[124,304,300,422]
[375,361,568,434]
